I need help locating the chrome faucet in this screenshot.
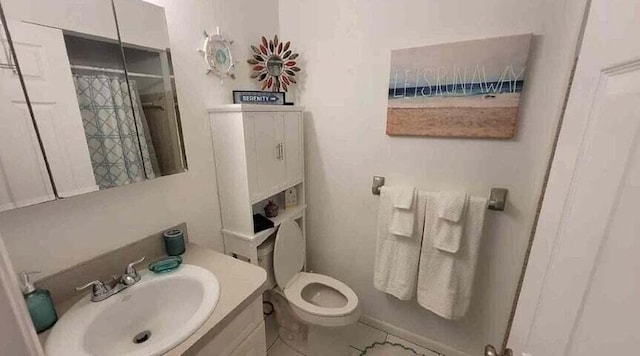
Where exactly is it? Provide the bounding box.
[75,257,146,302]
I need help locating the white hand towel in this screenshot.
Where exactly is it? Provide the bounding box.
[433,192,468,253]
[417,194,487,320]
[389,187,416,237]
[437,191,467,222]
[394,187,416,210]
[374,187,427,300]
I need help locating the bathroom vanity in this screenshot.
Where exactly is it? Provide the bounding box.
[163,245,268,356]
[36,235,268,356]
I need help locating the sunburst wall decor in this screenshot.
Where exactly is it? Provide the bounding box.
[247,35,300,92]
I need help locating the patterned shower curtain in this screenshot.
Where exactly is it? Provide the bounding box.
[73,74,159,189]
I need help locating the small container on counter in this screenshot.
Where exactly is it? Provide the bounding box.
[19,271,57,333]
[163,229,186,256]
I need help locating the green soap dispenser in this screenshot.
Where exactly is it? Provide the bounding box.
[19,271,57,333]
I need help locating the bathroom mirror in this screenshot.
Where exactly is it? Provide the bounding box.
[0,0,187,210]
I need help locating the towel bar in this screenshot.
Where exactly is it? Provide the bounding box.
[370,176,508,211]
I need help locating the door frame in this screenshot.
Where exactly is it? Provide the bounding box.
[0,232,44,355]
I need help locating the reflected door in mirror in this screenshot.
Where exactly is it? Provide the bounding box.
[7,20,99,197]
[0,19,55,211]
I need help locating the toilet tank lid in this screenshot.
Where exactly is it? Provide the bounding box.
[273,220,305,288]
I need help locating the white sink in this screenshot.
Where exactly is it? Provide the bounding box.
[45,264,220,356]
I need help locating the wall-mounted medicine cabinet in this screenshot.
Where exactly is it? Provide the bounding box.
[0,0,187,212]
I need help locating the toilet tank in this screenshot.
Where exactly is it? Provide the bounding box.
[257,236,276,289]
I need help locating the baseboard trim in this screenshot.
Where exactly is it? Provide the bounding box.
[359,315,472,356]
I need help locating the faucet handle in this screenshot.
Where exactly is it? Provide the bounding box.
[125,256,146,275]
[75,280,110,297]
[121,256,145,286]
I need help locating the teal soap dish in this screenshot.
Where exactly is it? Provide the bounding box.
[148,256,183,274]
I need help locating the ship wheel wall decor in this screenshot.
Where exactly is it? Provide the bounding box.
[248,35,300,92]
[199,27,236,82]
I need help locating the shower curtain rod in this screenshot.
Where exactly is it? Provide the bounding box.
[70,64,164,79]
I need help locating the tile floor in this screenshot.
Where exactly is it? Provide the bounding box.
[264,314,442,356]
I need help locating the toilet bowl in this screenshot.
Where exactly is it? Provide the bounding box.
[284,272,360,327]
[271,219,361,354]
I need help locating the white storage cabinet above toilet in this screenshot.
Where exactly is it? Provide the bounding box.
[209,105,306,271]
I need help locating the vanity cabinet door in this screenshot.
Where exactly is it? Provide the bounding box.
[193,297,264,356]
[252,112,286,201]
[283,112,303,187]
[229,321,266,356]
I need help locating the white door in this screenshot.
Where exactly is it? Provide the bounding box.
[509,0,640,355]
[252,112,285,199]
[0,22,54,211]
[8,21,98,197]
[283,112,303,187]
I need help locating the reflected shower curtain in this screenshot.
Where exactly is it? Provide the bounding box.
[73,74,159,189]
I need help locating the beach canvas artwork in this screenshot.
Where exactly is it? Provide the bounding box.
[386,34,532,138]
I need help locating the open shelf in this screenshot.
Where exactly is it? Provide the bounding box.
[253,203,306,245]
[267,203,305,228]
[222,204,306,246]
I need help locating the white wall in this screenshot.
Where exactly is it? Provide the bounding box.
[0,0,279,277]
[279,0,582,354]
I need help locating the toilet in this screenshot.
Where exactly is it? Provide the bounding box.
[269,219,361,355]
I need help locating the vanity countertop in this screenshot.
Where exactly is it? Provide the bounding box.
[38,243,267,355]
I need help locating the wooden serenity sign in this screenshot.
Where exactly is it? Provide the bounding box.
[386,34,532,138]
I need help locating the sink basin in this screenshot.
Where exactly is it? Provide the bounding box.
[45,264,220,356]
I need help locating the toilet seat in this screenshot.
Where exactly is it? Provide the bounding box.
[284,272,359,317]
[273,220,360,327]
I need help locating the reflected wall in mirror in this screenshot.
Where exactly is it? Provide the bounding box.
[115,0,187,176]
[0,0,187,211]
